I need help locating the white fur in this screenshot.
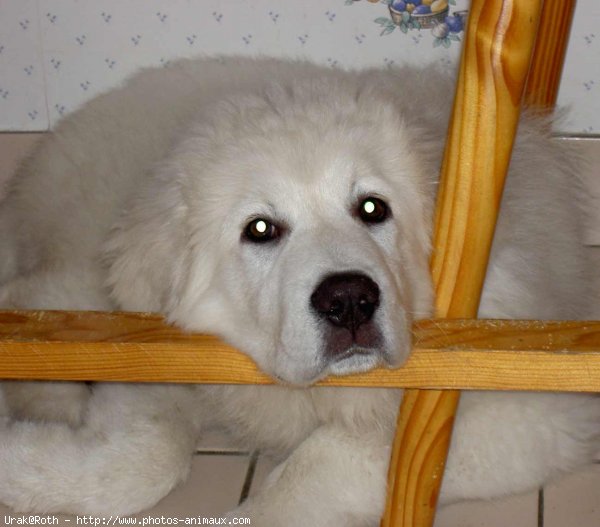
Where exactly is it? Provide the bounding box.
[0,56,598,525]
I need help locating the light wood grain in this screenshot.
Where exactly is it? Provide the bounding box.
[384,390,458,526]
[1,310,599,390]
[524,0,576,109]
[381,1,544,526]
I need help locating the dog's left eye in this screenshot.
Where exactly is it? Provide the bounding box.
[244,218,281,243]
[358,197,389,224]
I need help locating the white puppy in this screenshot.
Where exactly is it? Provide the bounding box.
[0,57,598,525]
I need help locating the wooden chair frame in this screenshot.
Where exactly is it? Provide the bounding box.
[0,1,597,526]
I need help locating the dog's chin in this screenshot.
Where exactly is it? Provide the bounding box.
[310,347,389,383]
[326,348,384,376]
[271,349,385,387]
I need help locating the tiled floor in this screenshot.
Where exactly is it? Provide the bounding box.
[1,134,600,526]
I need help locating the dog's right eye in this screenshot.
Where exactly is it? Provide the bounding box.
[243,218,281,243]
[357,196,390,224]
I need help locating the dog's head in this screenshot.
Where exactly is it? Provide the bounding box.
[106,75,442,385]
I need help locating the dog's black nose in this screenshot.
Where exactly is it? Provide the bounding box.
[310,272,380,335]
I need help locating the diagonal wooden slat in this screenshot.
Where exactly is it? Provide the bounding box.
[524,0,577,109]
[381,1,544,526]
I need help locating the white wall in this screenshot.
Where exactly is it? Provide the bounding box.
[0,0,599,134]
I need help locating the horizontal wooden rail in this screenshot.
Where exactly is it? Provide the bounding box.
[1,310,600,391]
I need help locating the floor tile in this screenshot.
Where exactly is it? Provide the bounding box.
[196,428,248,454]
[543,463,600,527]
[434,490,540,527]
[141,453,250,518]
[247,454,279,498]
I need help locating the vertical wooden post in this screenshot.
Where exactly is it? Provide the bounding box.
[524,0,577,109]
[381,1,543,526]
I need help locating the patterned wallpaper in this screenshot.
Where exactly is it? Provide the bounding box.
[0,0,598,133]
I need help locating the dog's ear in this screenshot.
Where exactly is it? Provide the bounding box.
[103,160,212,315]
[104,166,186,312]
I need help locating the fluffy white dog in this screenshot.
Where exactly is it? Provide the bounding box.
[0,57,598,525]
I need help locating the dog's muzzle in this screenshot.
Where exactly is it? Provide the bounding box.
[310,272,383,366]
